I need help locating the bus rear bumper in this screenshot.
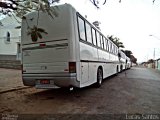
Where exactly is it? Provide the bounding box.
[22,73,80,88]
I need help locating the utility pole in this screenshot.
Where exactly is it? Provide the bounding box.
[149,34,160,60]
[149,35,160,40]
[149,35,160,69]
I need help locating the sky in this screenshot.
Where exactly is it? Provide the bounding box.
[0,0,160,62]
[59,0,160,62]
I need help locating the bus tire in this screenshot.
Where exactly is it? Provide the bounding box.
[115,66,119,76]
[95,68,103,88]
[120,65,123,72]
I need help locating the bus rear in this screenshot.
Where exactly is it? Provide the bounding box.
[21,4,80,88]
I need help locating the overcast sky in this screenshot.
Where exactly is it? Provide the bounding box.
[60,0,160,62]
[1,0,160,62]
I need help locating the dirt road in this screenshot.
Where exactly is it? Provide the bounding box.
[0,67,160,118]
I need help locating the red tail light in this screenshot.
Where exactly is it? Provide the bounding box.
[69,62,76,73]
[39,43,46,47]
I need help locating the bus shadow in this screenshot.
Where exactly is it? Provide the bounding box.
[24,85,96,102]
[24,72,123,101]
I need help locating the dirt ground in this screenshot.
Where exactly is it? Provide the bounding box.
[0,68,24,92]
[0,67,160,119]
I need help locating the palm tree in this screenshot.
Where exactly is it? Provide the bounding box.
[124,50,132,58]
[107,35,125,48]
[130,55,137,64]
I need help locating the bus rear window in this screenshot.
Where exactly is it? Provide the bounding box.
[78,17,86,41]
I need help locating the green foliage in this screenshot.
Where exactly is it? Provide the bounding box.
[0,0,60,19]
[27,26,48,42]
[124,50,132,58]
[147,59,154,63]
[107,35,125,48]
[130,55,137,64]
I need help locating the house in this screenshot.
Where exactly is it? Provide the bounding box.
[145,59,155,68]
[0,16,21,60]
[144,58,160,71]
[155,58,160,71]
[0,16,21,69]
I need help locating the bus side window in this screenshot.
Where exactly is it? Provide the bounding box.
[103,38,106,50]
[110,42,113,53]
[92,28,97,46]
[116,47,118,55]
[78,17,86,41]
[115,46,117,54]
[96,32,101,48]
[114,45,116,54]
[112,44,114,54]
[101,35,104,49]
[85,22,92,43]
[106,39,108,51]
[113,44,115,54]
[113,45,115,54]
[108,41,110,52]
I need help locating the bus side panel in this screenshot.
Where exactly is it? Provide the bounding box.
[80,42,98,61]
[79,42,99,87]
[81,62,89,84]
[98,49,119,78]
[88,62,98,84]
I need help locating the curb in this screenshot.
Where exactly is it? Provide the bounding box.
[0,86,33,94]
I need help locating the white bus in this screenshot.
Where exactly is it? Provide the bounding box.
[126,56,131,69]
[21,4,125,89]
[118,51,132,71]
[119,50,127,71]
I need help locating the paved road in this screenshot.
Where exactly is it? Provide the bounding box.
[121,67,160,80]
[0,66,160,118]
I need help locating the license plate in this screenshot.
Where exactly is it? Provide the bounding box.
[40,80,50,84]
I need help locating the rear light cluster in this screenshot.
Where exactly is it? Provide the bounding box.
[69,62,76,73]
[39,43,46,47]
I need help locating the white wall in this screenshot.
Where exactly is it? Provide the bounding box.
[0,16,21,55]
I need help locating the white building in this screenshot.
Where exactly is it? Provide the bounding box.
[155,58,160,71]
[0,16,21,60]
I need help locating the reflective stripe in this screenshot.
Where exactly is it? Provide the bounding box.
[22,43,68,50]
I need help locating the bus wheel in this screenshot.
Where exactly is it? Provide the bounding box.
[115,66,119,76]
[95,68,103,88]
[120,65,123,72]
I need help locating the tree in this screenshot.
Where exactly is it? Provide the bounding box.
[0,0,60,18]
[0,0,60,42]
[121,49,137,64]
[122,50,137,64]
[130,55,137,64]
[124,50,132,58]
[147,59,154,63]
[107,35,125,48]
